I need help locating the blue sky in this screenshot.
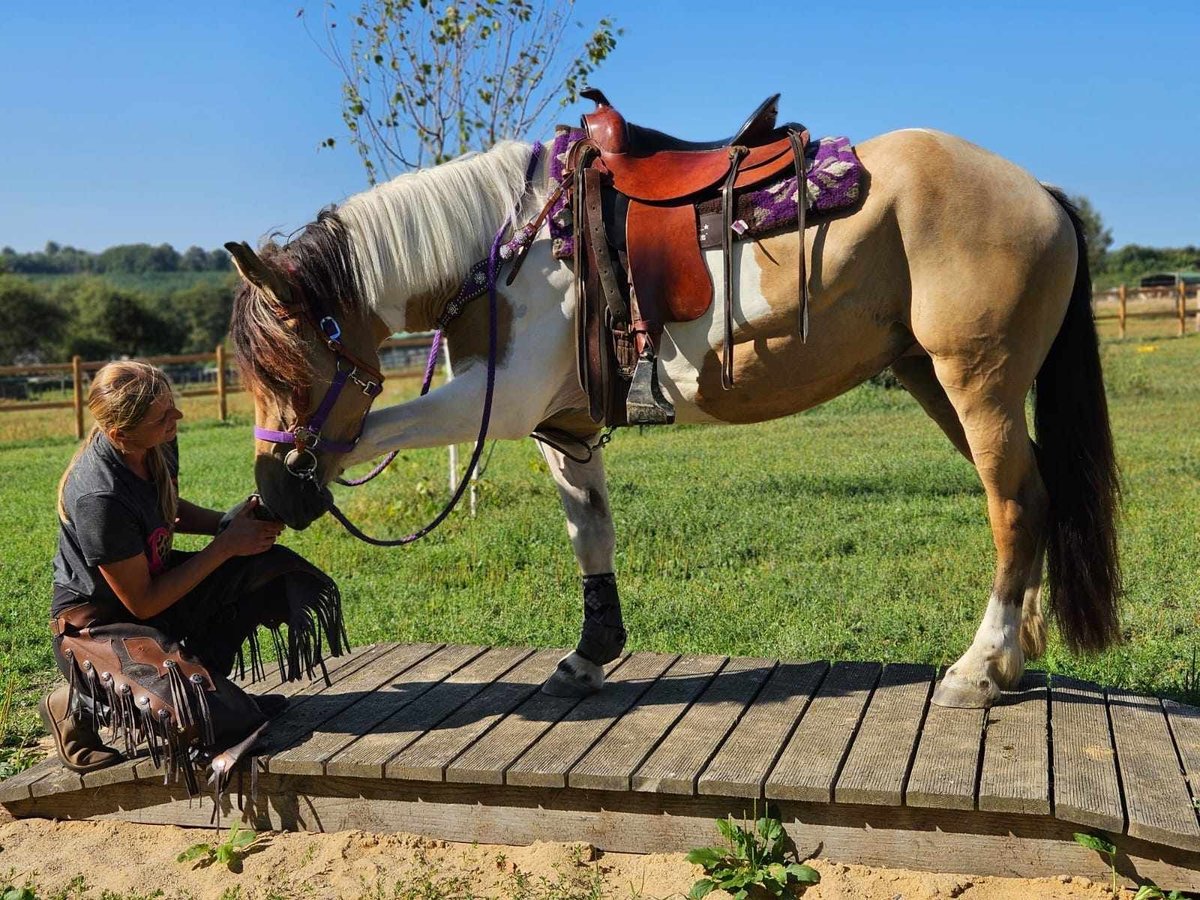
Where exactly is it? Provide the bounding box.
[2,1,1197,254]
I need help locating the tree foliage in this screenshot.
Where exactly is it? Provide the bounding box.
[305,0,621,181]
[1069,194,1112,273]
[0,273,236,364]
[0,276,67,365]
[0,242,230,276]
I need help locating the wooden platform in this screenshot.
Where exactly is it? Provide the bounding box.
[4,643,1199,888]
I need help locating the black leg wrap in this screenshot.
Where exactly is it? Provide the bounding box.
[575,573,627,666]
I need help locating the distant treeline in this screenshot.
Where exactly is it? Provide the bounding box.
[0,236,1195,368]
[1094,245,1200,291]
[0,241,230,276]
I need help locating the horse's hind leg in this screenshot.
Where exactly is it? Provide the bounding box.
[536,438,627,697]
[893,352,1049,661]
[928,356,1049,708]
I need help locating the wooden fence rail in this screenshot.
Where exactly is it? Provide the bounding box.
[1092,282,1200,338]
[0,335,437,439]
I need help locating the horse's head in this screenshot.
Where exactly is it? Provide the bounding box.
[226,233,387,529]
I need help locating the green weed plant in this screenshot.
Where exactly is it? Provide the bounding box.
[687,811,819,899]
[176,822,258,872]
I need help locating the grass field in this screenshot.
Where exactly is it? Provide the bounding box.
[1,330,1198,765]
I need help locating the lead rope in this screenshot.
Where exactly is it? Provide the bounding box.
[324,141,543,545]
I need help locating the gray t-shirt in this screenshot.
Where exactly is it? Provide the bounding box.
[52,433,179,616]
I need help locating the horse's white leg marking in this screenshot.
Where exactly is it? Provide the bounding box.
[537,441,625,697]
[539,441,616,575]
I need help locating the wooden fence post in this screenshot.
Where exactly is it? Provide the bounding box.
[72,355,84,439]
[1178,281,1187,337]
[215,344,228,421]
[1118,284,1127,339]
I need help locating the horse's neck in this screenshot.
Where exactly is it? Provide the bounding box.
[364,141,554,336]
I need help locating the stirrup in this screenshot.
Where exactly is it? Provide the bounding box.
[626,346,675,425]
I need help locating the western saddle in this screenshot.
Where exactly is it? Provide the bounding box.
[564,89,811,426]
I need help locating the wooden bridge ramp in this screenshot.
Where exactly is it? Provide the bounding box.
[3,643,1199,889]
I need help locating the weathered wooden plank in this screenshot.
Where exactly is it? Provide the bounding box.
[978,671,1050,815]
[1109,687,1200,849]
[0,758,61,803]
[1049,675,1123,833]
[240,641,382,698]
[698,660,828,798]
[251,643,445,764]
[1163,698,1200,815]
[568,654,725,791]
[633,656,775,795]
[835,663,935,806]
[505,652,678,788]
[386,648,563,782]
[273,643,486,776]
[264,643,453,777]
[444,655,630,785]
[906,682,985,811]
[30,765,83,798]
[766,661,881,802]
[10,775,1200,890]
[356,646,534,779]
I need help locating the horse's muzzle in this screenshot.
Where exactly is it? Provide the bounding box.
[254,454,330,530]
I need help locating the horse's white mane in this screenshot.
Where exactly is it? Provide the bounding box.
[336,141,534,327]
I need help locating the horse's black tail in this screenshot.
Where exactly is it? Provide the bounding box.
[1034,187,1121,653]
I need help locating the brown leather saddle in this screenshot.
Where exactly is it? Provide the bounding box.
[567,88,810,426]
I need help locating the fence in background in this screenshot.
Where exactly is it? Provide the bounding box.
[3,281,1197,438]
[1092,281,1199,338]
[0,335,437,439]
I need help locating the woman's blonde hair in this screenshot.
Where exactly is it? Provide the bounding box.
[56,360,178,527]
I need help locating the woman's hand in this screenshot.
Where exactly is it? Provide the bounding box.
[213,496,285,558]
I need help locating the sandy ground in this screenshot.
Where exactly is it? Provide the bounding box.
[0,812,1125,900]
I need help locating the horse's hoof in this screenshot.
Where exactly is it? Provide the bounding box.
[541,653,603,698]
[931,668,999,709]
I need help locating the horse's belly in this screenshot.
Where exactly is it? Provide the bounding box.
[658,227,911,426]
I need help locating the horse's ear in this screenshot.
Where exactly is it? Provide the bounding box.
[224,241,292,304]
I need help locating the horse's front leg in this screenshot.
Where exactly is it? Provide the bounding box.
[536,439,627,697]
[341,365,548,466]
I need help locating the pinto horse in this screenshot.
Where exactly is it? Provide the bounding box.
[226,127,1119,709]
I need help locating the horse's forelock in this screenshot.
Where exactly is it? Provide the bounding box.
[230,214,363,404]
[230,277,310,402]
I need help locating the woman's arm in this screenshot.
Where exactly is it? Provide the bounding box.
[175,498,223,536]
[98,499,284,619]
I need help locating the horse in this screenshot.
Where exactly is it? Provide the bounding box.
[225,124,1120,709]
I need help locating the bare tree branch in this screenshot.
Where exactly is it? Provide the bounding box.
[305,0,622,181]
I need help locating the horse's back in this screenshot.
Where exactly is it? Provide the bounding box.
[657,127,1077,425]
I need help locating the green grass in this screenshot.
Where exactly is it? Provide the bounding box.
[1,334,1198,759]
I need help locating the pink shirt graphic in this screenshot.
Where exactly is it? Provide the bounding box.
[146,525,174,575]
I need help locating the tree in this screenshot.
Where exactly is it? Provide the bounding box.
[305,0,621,181]
[0,275,67,364]
[169,280,235,352]
[1069,194,1112,273]
[65,279,182,357]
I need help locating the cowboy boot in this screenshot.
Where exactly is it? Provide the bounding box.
[38,684,123,774]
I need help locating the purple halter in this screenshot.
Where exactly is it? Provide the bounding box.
[253,310,385,481]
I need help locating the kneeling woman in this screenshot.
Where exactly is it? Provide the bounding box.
[46,360,348,794]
